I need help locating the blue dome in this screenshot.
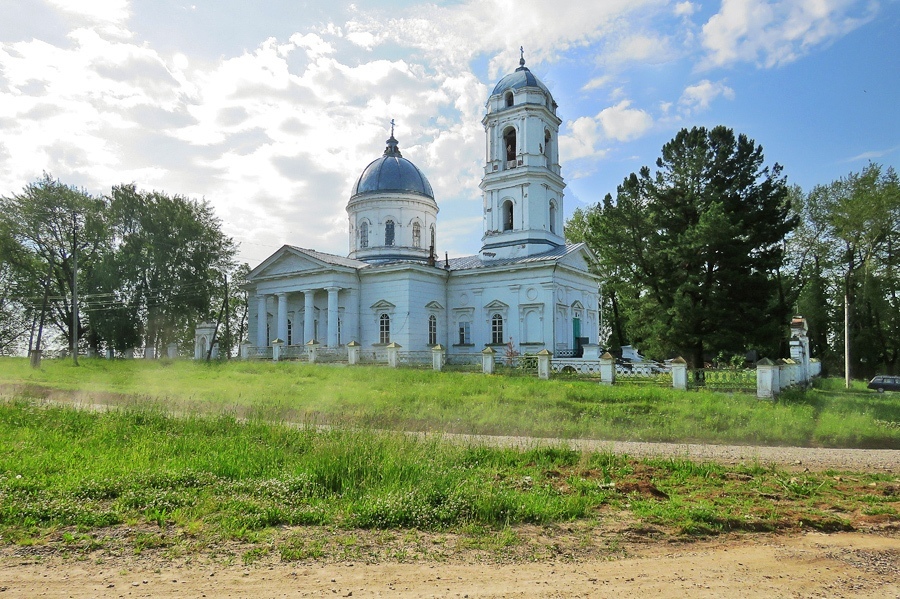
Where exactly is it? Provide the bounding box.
[351,136,434,199]
[491,65,552,98]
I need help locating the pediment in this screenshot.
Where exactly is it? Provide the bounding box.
[248,246,348,281]
[263,253,322,276]
[425,300,444,310]
[558,244,597,274]
[483,299,509,310]
[370,299,396,310]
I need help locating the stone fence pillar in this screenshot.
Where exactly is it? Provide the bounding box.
[347,341,360,365]
[482,346,495,374]
[536,349,551,379]
[306,340,320,363]
[671,357,688,390]
[599,352,615,385]
[167,342,179,359]
[272,338,284,362]
[240,342,251,360]
[432,344,445,372]
[757,358,776,399]
[386,342,401,368]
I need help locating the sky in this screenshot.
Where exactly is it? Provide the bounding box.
[1,0,898,266]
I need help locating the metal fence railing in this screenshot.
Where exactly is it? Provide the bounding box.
[688,368,756,392]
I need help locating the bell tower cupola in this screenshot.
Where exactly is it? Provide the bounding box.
[479,48,565,260]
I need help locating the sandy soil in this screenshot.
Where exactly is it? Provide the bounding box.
[2,531,898,598]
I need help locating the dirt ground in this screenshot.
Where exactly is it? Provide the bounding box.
[2,531,899,598]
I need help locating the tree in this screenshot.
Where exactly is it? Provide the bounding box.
[0,174,110,353]
[89,184,237,355]
[568,126,797,367]
[793,164,900,379]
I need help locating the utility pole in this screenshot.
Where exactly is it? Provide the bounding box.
[223,273,230,360]
[72,211,79,366]
[844,292,850,389]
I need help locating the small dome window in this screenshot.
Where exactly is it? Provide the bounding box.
[505,91,514,107]
[385,220,395,246]
[412,222,421,248]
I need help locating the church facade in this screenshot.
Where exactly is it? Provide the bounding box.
[245,57,601,358]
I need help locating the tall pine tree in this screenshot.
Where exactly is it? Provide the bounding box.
[570,126,797,367]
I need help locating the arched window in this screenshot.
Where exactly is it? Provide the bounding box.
[412,222,421,248]
[549,200,557,235]
[385,220,395,246]
[379,314,391,344]
[505,91,514,107]
[503,127,517,162]
[544,129,552,159]
[359,221,369,248]
[491,314,504,345]
[430,225,435,250]
[502,200,514,231]
[428,315,437,345]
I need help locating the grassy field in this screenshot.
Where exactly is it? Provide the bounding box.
[0,398,897,563]
[0,357,898,448]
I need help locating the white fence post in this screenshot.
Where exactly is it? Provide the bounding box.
[536,349,551,380]
[482,347,495,374]
[432,344,445,372]
[347,341,360,365]
[599,352,615,385]
[757,358,775,399]
[272,339,284,362]
[386,342,401,368]
[671,357,688,390]
[306,340,319,363]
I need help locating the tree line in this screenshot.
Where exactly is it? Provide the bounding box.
[0,175,248,359]
[567,126,899,378]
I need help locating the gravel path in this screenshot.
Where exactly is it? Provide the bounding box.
[428,432,900,473]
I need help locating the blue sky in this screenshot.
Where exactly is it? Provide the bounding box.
[1,0,897,266]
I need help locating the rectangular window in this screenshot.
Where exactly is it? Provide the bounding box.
[458,321,471,345]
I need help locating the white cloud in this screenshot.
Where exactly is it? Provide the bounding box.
[582,75,613,91]
[674,2,698,16]
[559,100,653,164]
[44,0,131,38]
[700,0,875,69]
[678,79,735,113]
[603,33,675,65]
[598,100,654,141]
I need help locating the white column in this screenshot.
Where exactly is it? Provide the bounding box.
[256,295,267,347]
[276,293,288,343]
[326,286,340,347]
[303,289,316,343]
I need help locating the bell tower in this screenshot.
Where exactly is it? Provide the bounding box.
[479,49,565,260]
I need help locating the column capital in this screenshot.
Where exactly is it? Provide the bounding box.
[325,285,341,293]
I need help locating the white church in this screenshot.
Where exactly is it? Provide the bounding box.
[243,55,601,359]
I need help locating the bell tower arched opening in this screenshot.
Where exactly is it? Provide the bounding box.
[502,200,514,231]
[503,127,517,163]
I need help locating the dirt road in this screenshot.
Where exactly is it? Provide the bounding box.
[3,531,899,598]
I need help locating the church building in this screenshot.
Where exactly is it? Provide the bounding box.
[245,55,601,358]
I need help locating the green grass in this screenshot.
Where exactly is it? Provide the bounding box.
[0,398,896,558]
[1,357,898,448]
